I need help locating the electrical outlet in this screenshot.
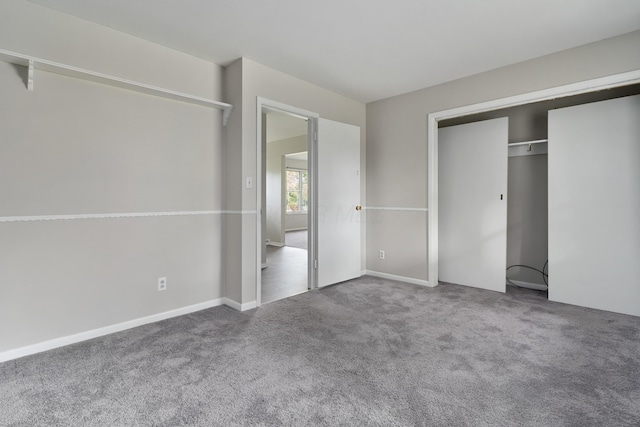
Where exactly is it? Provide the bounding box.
[379,250,385,260]
[158,277,167,291]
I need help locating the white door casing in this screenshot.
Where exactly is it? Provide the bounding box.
[438,118,508,292]
[317,118,361,287]
[256,97,319,306]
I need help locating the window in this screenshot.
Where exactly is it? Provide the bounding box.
[286,169,308,213]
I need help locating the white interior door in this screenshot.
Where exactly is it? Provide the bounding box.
[439,117,508,292]
[548,94,640,316]
[317,118,361,287]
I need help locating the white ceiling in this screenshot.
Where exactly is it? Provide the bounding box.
[27,0,640,103]
[266,111,307,143]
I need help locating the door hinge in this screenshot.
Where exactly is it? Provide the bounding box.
[314,131,318,142]
[314,259,318,269]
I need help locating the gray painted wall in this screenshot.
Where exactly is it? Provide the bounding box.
[222,59,244,303]
[0,1,224,352]
[507,155,548,284]
[366,30,640,283]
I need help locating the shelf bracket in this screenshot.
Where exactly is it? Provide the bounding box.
[27,59,34,91]
[222,105,233,126]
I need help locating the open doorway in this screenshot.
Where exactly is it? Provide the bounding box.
[256,98,361,306]
[261,110,310,304]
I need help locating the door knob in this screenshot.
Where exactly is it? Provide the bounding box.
[355,205,362,211]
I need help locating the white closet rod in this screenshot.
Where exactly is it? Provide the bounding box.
[0,48,233,125]
[508,139,548,147]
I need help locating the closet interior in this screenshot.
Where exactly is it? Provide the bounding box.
[439,83,640,296]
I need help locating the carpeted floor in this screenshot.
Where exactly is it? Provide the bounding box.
[1,276,639,426]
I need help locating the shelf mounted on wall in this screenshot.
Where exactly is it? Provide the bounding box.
[0,48,233,125]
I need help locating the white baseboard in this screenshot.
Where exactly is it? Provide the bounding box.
[222,298,257,312]
[365,270,431,287]
[0,299,223,363]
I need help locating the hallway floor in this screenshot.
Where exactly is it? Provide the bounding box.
[261,244,308,304]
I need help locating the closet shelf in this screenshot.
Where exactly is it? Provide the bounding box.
[508,139,548,146]
[508,139,548,158]
[0,48,233,125]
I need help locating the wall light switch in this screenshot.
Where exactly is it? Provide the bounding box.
[246,177,253,189]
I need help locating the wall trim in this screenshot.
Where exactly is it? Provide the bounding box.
[223,210,258,215]
[0,210,262,222]
[364,207,428,212]
[222,298,257,312]
[0,298,223,363]
[365,270,432,287]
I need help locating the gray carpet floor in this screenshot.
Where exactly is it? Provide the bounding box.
[1,276,639,426]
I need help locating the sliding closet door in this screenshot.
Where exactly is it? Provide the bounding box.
[548,94,640,316]
[439,118,508,292]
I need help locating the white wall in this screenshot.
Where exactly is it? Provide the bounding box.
[285,213,308,232]
[265,135,307,244]
[366,30,640,284]
[0,1,224,354]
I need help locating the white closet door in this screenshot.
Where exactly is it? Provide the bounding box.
[439,118,508,292]
[317,118,361,287]
[548,94,640,316]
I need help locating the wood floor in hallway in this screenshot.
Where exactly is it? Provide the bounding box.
[261,243,308,304]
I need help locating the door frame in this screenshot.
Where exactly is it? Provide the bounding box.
[256,97,319,307]
[427,70,640,287]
